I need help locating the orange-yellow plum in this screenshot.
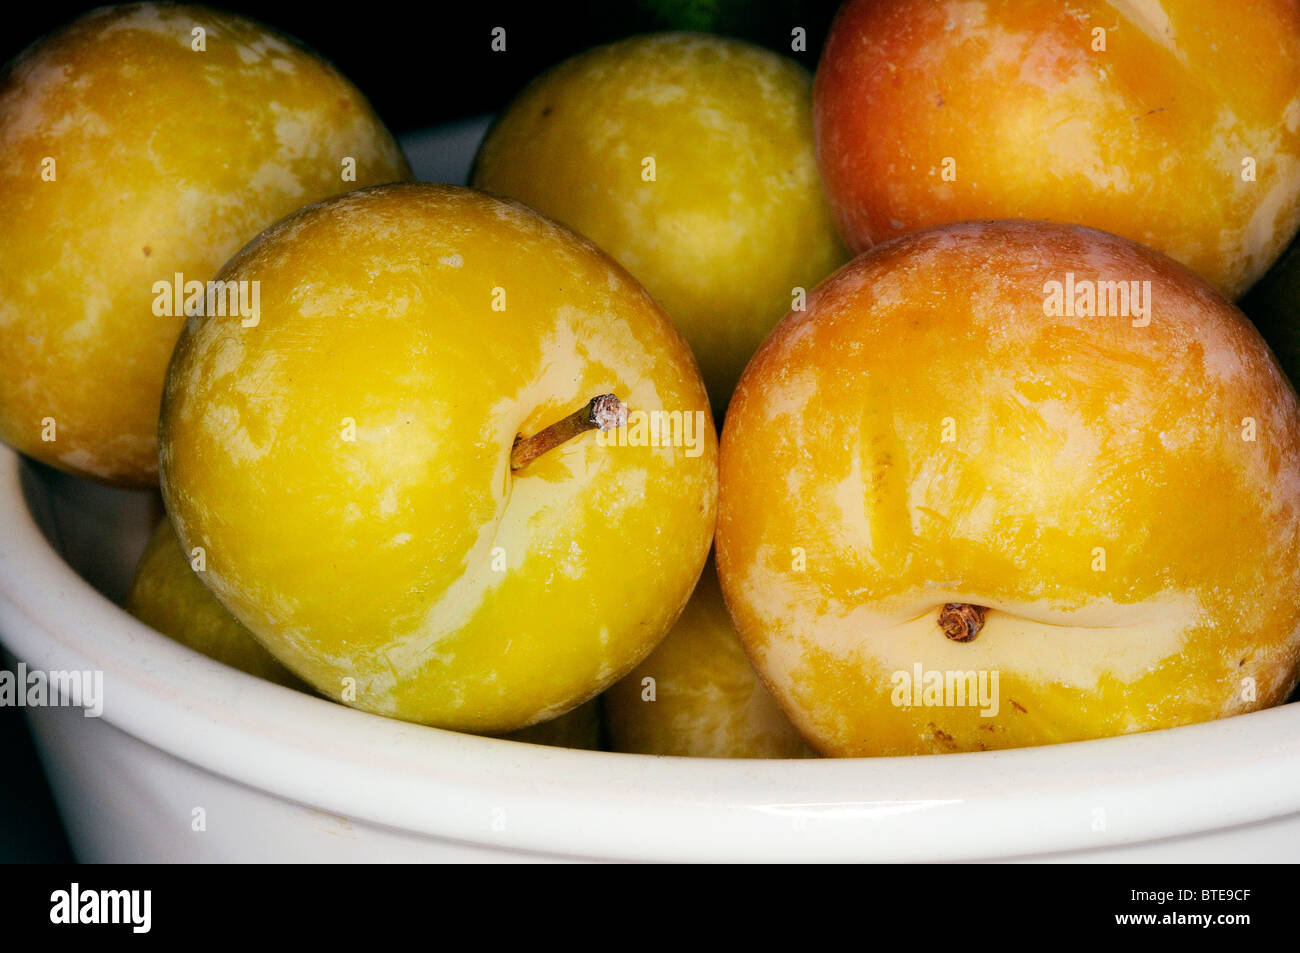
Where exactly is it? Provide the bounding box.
[814,0,1300,299]
[717,220,1300,756]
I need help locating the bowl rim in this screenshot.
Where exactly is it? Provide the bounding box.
[3,446,1300,861]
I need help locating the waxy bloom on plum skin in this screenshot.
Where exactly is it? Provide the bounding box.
[716,220,1300,757]
[160,183,718,735]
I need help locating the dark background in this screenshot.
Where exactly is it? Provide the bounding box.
[0,0,841,863]
[0,704,73,861]
[2,1,843,133]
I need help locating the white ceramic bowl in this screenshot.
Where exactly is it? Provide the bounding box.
[2,121,1300,862]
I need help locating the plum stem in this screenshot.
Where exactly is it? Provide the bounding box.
[511,394,627,471]
[938,603,988,642]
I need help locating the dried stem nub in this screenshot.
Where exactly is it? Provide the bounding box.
[938,603,988,642]
[510,394,627,471]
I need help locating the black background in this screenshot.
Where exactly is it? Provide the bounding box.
[0,704,73,862]
[2,1,843,133]
[2,868,1280,937]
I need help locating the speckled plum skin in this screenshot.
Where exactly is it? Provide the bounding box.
[815,0,1300,300]
[127,517,305,689]
[0,3,411,485]
[473,32,848,411]
[717,220,1300,756]
[604,559,814,758]
[128,516,605,746]
[160,183,717,734]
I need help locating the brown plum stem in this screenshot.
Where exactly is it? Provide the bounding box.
[510,394,627,471]
[938,603,988,643]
